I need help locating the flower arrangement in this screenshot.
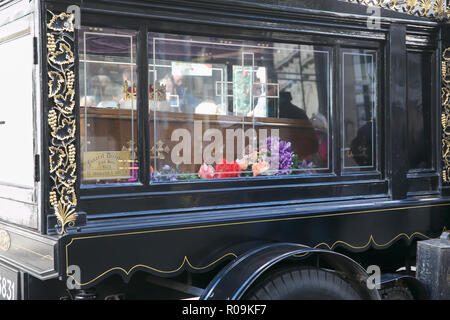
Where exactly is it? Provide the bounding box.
[151,164,200,182]
[150,136,316,182]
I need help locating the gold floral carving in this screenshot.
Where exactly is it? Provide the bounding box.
[344,0,447,19]
[47,11,77,234]
[442,48,450,183]
[0,230,11,251]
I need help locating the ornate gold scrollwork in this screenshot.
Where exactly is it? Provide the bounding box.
[343,0,447,19]
[442,48,450,183]
[0,230,11,251]
[47,11,78,235]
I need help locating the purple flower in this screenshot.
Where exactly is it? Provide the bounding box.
[266,136,294,175]
[298,159,314,174]
[151,171,161,182]
[151,164,179,182]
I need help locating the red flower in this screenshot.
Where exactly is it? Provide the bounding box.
[215,159,241,178]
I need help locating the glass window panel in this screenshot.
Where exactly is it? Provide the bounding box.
[148,33,330,182]
[407,51,433,170]
[79,27,138,184]
[342,50,377,170]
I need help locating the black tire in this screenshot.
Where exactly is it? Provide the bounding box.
[380,285,414,300]
[243,267,362,300]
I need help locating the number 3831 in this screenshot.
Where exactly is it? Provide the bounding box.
[0,276,15,300]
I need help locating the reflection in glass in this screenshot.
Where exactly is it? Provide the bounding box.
[407,52,433,170]
[342,50,376,170]
[148,33,331,182]
[79,27,138,184]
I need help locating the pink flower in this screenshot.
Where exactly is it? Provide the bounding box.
[198,163,215,179]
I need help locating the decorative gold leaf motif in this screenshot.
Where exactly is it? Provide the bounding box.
[389,0,401,9]
[50,118,76,141]
[53,90,75,115]
[56,163,77,188]
[48,71,64,98]
[47,12,74,32]
[49,146,66,173]
[54,202,77,235]
[343,0,446,19]
[433,0,445,18]
[48,43,74,67]
[47,11,78,235]
[0,230,11,251]
[60,186,77,207]
[419,0,432,16]
[442,48,450,184]
[405,0,418,13]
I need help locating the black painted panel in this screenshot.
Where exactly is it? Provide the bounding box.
[387,24,408,200]
[407,51,433,171]
[58,202,450,288]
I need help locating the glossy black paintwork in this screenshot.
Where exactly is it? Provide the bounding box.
[57,198,449,288]
[407,51,433,171]
[387,24,408,200]
[36,0,450,292]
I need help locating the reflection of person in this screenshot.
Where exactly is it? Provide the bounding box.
[311,113,328,167]
[89,74,111,104]
[278,91,319,159]
[97,84,122,108]
[163,72,201,113]
[279,92,309,120]
[350,122,372,167]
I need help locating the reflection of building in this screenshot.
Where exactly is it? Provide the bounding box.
[342,52,376,169]
[274,44,328,119]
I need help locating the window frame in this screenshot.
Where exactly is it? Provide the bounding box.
[76,14,388,216]
[339,46,382,176]
[405,46,440,195]
[146,31,334,182]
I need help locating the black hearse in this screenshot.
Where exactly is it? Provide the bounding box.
[0,0,448,300]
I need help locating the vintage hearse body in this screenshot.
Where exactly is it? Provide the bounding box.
[0,0,449,299]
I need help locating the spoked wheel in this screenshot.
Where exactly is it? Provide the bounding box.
[243,267,362,300]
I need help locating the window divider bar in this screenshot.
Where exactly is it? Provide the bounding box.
[334,43,341,177]
[387,24,408,200]
[137,25,150,185]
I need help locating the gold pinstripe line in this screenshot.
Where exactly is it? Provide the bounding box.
[292,230,438,257]
[67,253,238,286]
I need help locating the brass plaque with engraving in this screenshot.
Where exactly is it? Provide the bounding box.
[84,151,133,180]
